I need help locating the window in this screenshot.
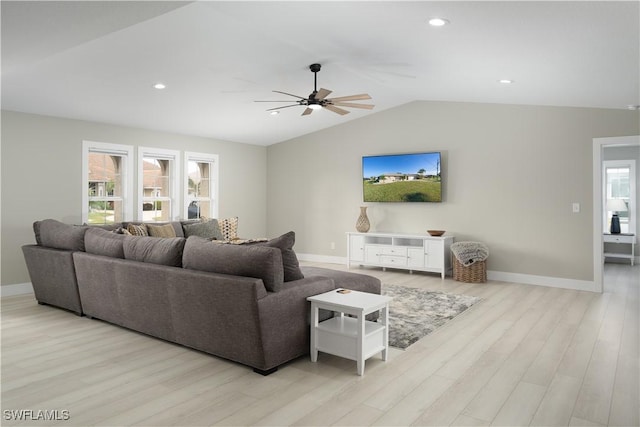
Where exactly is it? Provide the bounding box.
[603,160,636,234]
[184,152,219,219]
[82,141,133,225]
[138,147,180,222]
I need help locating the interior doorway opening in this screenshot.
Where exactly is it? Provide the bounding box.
[593,136,640,293]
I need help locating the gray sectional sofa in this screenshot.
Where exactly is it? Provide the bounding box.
[22,219,381,374]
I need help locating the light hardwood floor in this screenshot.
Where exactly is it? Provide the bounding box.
[1,262,638,426]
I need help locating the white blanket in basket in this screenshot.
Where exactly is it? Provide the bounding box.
[451,242,489,266]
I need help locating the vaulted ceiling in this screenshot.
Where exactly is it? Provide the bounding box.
[2,1,638,145]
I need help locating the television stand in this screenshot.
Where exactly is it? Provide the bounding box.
[346,232,454,278]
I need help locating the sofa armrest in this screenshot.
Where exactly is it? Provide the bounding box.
[22,245,82,314]
[257,276,336,369]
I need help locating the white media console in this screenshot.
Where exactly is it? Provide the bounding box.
[346,232,454,278]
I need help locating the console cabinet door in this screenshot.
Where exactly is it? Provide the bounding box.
[407,247,425,268]
[425,240,444,269]
[365,245,381,264]
[349,235,365,262]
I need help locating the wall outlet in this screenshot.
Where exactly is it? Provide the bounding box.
[572,202,580,213]
[330,242,335,250]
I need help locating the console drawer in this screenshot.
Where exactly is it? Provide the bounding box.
[379,246,408,257]
[380,255,407,267]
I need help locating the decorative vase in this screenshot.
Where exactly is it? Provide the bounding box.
[356,206,370,232]
[610,214,621,234]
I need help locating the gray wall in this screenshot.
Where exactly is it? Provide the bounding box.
[1,110,267,286]
[266,101,639,283]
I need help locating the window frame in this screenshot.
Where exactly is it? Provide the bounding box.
[184,151,219,219]
[137,147,181,222]
[82,140,134,225]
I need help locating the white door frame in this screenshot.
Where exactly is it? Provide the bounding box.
[592,135,640,293]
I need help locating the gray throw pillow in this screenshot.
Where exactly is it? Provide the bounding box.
[35,219,88,251]
[84,227,126,258]
[182,219,223,240]
[182,236,284,292]
[256,231,304,282]
[123,236,186,267]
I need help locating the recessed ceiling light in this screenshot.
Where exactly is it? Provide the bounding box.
[153,83,166,90]
[428,18,450,27]
[270,111,279,115]
[498,79,514,84]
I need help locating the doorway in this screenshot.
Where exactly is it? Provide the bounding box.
[593,135,640,292]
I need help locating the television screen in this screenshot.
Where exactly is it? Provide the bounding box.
[362,152,441,202]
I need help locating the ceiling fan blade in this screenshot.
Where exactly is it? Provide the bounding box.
[331,102,375,110]
[323,105,350,115]
[273,90,306,100]
[302,108,313,116]
[327,94,372,102]
[255,100,302,103]
[315,88,332,100]
[266,104,301,111]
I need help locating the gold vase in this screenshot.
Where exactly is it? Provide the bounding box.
[355,206,370,232]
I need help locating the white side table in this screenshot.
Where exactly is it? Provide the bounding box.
[307,289,392,376]
[603,233,636,265]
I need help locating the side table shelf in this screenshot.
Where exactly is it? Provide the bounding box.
[315,317,386,362]
[603,233,636,266]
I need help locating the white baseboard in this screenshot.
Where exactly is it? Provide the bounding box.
[1,282,34,297]
[296,253,597,292]
[297,253,347,265]
[487,271,597,292]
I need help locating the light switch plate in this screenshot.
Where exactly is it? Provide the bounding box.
[572,202,580,213]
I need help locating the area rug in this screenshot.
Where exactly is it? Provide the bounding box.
[381,284,482,349]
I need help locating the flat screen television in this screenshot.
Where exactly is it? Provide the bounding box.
[362,152,441,202]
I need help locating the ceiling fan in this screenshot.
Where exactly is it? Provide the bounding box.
[255,63,374,116]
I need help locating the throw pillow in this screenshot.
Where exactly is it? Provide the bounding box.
[147,223,177,238]
[182,219,223,240]
[85,228,126,258]
[35,219,88,251]
[127,223,149,237]
[123,236,186,267]
[182,236,284,292]
[218,217,238,241]
[256,231,304,282]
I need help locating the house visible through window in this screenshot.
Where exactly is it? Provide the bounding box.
[185,152,218,219]
[82,141,133,225]
[138,147,180,222]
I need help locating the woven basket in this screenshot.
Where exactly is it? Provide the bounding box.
[452,256,487,283]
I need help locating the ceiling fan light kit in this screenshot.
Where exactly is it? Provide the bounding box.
[255,63,375,116]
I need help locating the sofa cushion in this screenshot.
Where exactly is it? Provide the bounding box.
[147,223,177,238]
[218,217,238,241]
[182,236,284,292]
[85,228,126,258]
[34,219,88,251]
[123,236,186,267]
[256,231,304,282]
[182,219,223,240]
